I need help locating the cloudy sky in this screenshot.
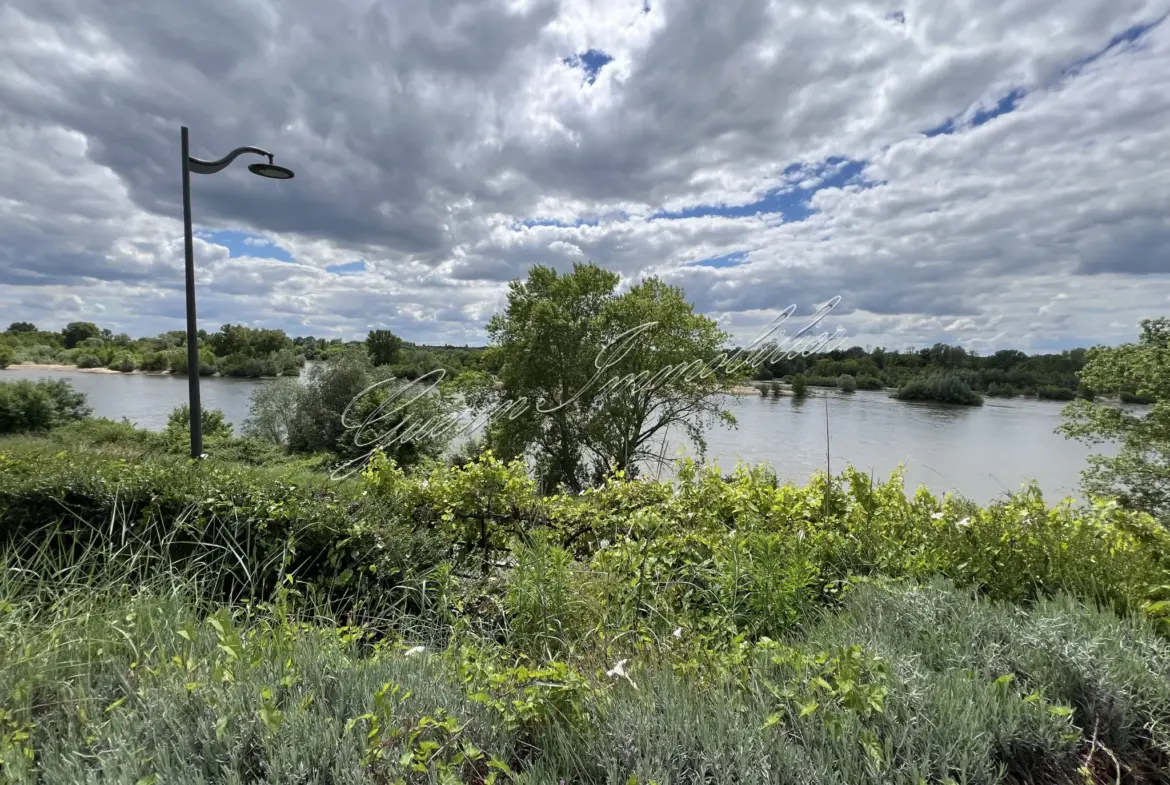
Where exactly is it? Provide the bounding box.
[1,0,1168,352]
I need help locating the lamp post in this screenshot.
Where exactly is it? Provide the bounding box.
[180,126,295,459]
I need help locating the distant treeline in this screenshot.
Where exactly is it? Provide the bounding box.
[747,342,1152,403]
[0,321,494,380]
[0,320,1152,404]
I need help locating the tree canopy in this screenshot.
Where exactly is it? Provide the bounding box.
[1058,317,1170,524]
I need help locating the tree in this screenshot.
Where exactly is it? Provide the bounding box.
[367,329,404,367]
[61,322,100,349]
[471,263,744,492]
[584,277,744,482]
[6,322,36,334]
[478,263,617,492]
[1058,317,1170,524]
[0,345,13,369]
[286,348,451,468]
[242,378,301,445]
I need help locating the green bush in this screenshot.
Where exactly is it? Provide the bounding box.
[139,351,169,371]
[75,352,103,369]
[0,448,446,612]
[165,404,233,439]
[893,371,983,405]
[0,379,91,434]
[108,354,136,373]
[0,344,13,369]
[1121,390,1155,404]
[1036,385,1075,401]
[836,374,857,392]
[791,374,808,397]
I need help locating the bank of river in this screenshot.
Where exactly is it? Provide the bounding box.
[3,364,1121,504]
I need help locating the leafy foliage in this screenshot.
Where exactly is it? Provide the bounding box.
[0,379,91,434]
[892,371,983,406]
[470,263,744,492]
[1060,317,1170,525]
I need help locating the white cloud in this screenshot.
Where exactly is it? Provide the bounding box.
[0,0,1167,350]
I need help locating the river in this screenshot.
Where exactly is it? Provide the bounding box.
[2,365,1119,504]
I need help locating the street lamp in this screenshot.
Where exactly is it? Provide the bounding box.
[180,125,295,459]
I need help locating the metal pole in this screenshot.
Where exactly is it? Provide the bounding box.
[181,126,203,459]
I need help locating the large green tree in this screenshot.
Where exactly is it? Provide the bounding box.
[471,263,744,492]
[61,321,100,349]
[1058,317,1170,523]
[584,277,743,481]
[367,329,404,367]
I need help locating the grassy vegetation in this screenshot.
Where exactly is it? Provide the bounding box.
[2,420,1170,783]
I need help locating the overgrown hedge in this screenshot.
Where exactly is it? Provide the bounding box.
[0,447,446,615]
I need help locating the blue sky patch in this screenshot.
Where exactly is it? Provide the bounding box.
[651,157,877,223]
[923,16,1166,138]
[326,260,366,275]
[1062,15,1166,79]
[564,49,614,84]
[197,229,294,262]
[691,251,747,269]
[923,87,1027,137]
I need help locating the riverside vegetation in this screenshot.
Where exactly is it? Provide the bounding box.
[1,269,1168,784]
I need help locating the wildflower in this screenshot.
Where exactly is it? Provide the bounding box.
[404,645,425,657]
[673,627,683,639]
[956,517,971,528]
[931,512,944,520]
[606,659,637,689]
[599,538,610,549]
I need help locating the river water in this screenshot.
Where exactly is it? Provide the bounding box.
[3,365,1118,504]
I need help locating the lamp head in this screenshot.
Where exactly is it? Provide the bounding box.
[248,162,295,179]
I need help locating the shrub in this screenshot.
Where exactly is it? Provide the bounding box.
[242,378,302,445]
[139,352,169,372]
[1121,390,1155,404]
[0,449,447,612]
[986,382,1016,397]
[855,375,883,390]
[108,354,136,373]
[1076,382,1096,401]
[893,371,983,406]
[836,374,857,393]
[0,379,92,434]
[75,352,103,369]
[286,350,453,468]
[791,375,808,398]
[0,344,13,368]
[166,404,233,439]
[1037,385,1075,401]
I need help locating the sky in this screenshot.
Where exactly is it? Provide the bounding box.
[1,0,1168,352]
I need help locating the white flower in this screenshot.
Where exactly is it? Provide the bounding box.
[931,512,944,520]
[599,538,610,549]
[673,627,683,639]
[404,645,426,658]
[606,659,637,689]
[956,517,971,528]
